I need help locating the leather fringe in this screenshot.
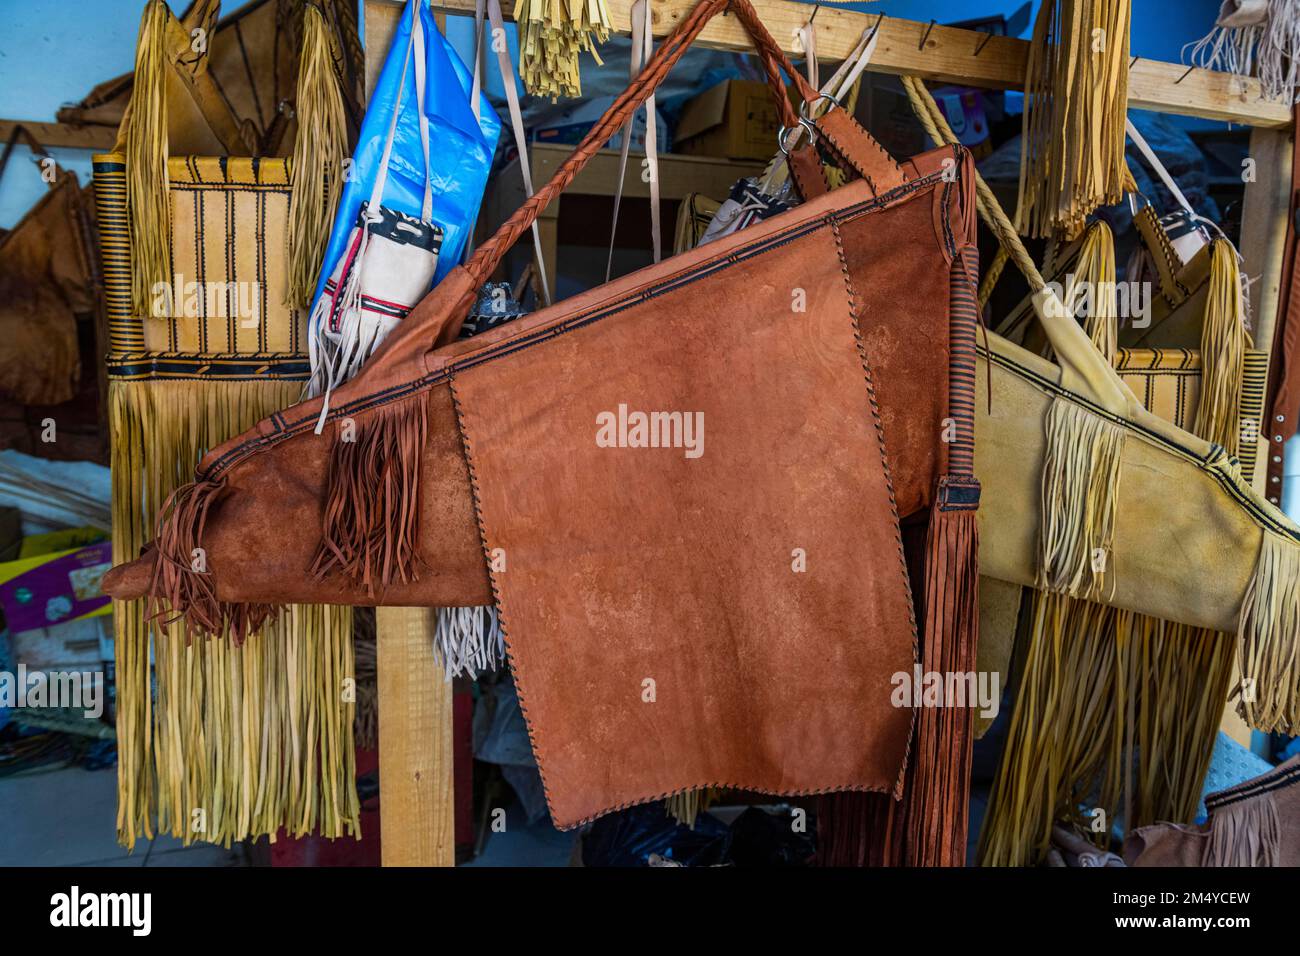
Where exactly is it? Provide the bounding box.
[905,484,980,867]
[816,791,904,867]
[1194,238,1253,455]
[286,1,348,307]
[978,593,1236,866]
[1015,0,1131,239]
[434,605,505,679]
[311,392,428,593]
[1236,530,1300,734]
[147,477,278,643]
[1205,792,1281,867]
[1070,222,1119,362]
[1038,398,1125,600]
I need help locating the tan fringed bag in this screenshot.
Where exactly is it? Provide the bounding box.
[101,0,358,849]
[902,74,1299,732]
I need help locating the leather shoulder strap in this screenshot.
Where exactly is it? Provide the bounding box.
[464,0,902,291]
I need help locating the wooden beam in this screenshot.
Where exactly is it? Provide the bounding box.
[0,119,117,152]
[428,0,1292,129]
[364,0,456,868]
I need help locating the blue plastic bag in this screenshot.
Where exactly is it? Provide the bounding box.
[312,0,500,308]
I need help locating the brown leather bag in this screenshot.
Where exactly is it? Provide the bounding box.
[106,0,981,861]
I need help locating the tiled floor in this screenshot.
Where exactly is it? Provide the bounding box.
[0,766,246,867]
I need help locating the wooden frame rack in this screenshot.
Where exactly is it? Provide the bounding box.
[361,0,1295,866]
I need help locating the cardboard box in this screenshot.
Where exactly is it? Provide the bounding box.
[533,95,669,152]
[0,540,112,634]
[674,79,782,161]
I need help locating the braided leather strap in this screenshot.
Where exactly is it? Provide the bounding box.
[465,0,902,291]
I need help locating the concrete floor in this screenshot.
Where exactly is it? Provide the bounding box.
[0,766,246,867]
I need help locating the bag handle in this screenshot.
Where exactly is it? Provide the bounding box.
[368,0,434,223]
[463,0,904,291]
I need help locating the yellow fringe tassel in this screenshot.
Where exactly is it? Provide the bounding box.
[1037,399,1125,600]
[124,0,172,319]
[1236,531,1300,735]
[286,2,349,307]
[513,0,611,99]
[979,594,1235,866]
[1068,221,1118,363]
[110,379,359,848]
[1194,238,1254,456]
[1015,0,1132,239]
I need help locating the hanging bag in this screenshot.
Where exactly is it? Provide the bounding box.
[95,0,358,851]
[307,0,442,418]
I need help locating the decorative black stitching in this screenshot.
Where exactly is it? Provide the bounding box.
[831,216,919,801]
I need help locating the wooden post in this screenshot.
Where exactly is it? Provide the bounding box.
[376,606,455,865]
[1239,125,1294,501]
[364,0,455,867]
[1222,125,1294,748]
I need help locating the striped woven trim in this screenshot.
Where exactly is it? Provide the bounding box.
[947,246,979,478]
[1114,347,1199,372]
[168,155,291,187]
[94,151,301,356]
[107,352,309,382]
[1205,759,1300,812]
[321,279,414,322]
[1240,348,1268,482]
[1115,348,1200,431]
[92,156,140,353]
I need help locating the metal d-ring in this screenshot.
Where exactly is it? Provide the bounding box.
[778,117,820,155]
[799,92,843,123]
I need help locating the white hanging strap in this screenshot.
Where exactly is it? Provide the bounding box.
[606,0,661,283]
[827,26,879,105]
[795,16,818,91]
[1125,117,1196,216]
[464,0,487,261]
[470,0,485,121]
[486,0,552,306]
[760,24,878,196]
[369,0,418,217]
[411,0,434,222]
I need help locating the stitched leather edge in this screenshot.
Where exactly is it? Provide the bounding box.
[831,216,920,803]
[447,374,568,823]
